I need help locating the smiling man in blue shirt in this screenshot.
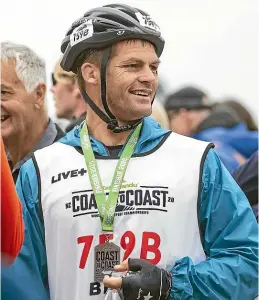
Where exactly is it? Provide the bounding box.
[2,4,258,300]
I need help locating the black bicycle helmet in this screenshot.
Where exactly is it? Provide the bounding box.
[61,4,164,72]
[60,4,165,133]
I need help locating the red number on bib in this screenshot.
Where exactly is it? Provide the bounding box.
[121,231,136,261]
[77,235,94,269]
[77,231,161,269]
[140,231,161,265]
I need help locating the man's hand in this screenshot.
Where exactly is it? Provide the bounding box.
[103,259,128,289]
[103,258,171,300]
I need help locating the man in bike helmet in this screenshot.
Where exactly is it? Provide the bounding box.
[3,4,258,300]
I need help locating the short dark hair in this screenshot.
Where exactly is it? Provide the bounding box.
[75,48,104,93]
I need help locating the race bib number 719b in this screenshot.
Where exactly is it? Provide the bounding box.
[77,231,161,269]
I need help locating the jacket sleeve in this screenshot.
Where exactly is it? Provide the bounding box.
[1,138,24,263]
[170,149,258,300]
[1,158,49,300]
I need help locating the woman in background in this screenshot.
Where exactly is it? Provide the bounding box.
[222,98,258,131]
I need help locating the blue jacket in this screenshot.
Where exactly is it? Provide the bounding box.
[193,123,258,173]
[2,118,258,300]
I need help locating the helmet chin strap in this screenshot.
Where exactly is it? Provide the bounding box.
[81,47,155,133]
[100,48,115,120]
[81,88,139,133]
[100,48,137,133]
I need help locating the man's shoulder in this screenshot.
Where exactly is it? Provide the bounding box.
[156,132,214,168]
[34,119,63,151]
[34,141,72,157]
[168,131,213,149]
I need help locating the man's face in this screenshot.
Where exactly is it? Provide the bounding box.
[51,81,78,120]
[106,40,160,122]
[1,60,39,141]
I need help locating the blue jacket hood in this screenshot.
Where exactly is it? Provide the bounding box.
[59,117,170,156]
[193,123,258,159]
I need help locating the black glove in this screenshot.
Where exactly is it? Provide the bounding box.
[121,258,171,300]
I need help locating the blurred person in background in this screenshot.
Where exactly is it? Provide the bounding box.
[51,57,86,132]
[164,85,257,172]
[1,42,64,182]
[151,99,170,129]
[1,137,24,265]
[232,151,258,220]
[221,98,258,131]
[211,100,258,160]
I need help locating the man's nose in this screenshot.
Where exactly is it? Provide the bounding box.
[138,66,156,83]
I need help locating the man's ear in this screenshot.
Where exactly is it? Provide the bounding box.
[81,62,100,85]
[35,84,46,109]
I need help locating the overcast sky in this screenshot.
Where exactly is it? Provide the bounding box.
[0,0,257,119]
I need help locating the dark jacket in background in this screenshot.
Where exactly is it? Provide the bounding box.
[232,151,258,220]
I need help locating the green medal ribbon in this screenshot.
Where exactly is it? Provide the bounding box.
[80,122,142,232]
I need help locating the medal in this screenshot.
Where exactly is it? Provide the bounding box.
[94,241,120,282]
[80,121,142,282]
